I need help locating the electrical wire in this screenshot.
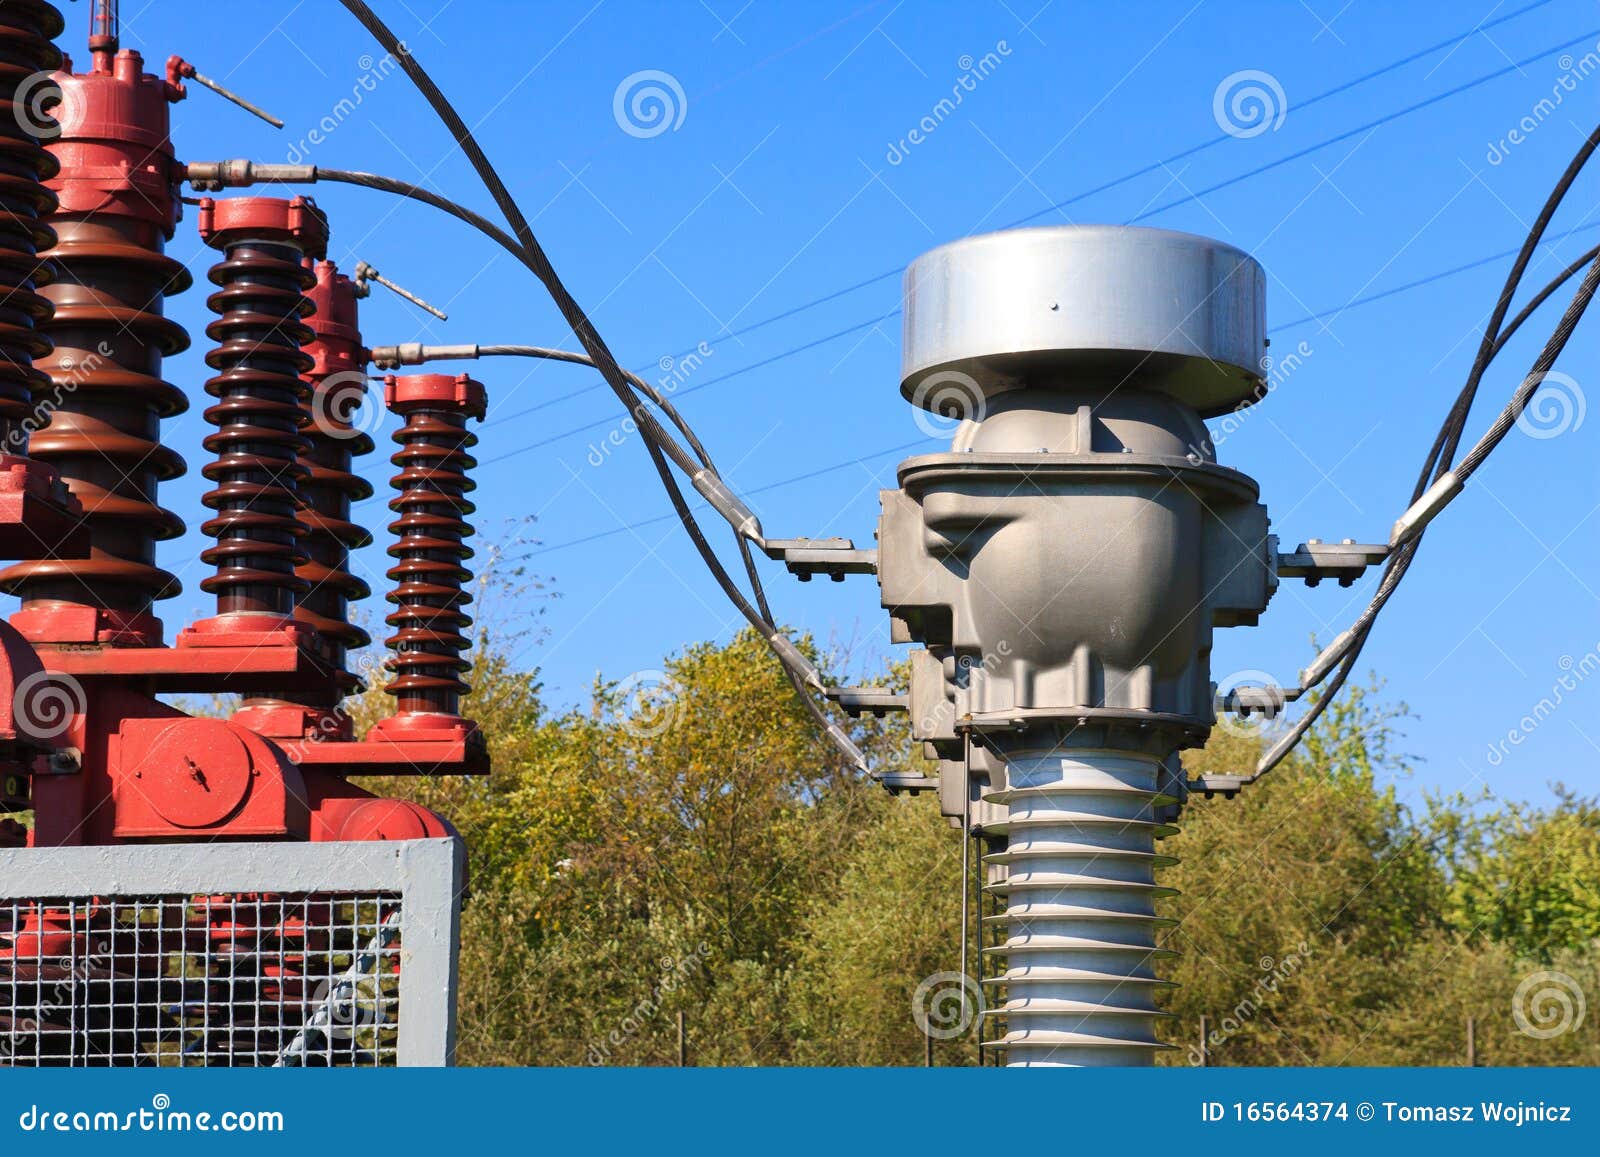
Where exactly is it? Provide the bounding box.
[220,160,867,764]
[1250,123,1600,781]
[333,0,868,771]
[477,0,1569,427]
[309,3,1595,787]
[477,225,1600,469]
[525,238,1594,558]
[466,346,831,739]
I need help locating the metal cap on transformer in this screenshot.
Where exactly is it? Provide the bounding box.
[901,225,1267,418]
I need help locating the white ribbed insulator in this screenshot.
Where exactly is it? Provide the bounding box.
[983,749,1178,1066]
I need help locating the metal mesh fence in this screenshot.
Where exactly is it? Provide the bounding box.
[0,840,461,1067]
[0,893,402,1067]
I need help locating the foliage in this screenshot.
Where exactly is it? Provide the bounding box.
[374,623,1599,1068]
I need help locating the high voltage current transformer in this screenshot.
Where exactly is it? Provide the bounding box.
[889,226,1272,1066]
[799,225,1388,1065]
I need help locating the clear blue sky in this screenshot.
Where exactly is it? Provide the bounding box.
[83,1,1600,808]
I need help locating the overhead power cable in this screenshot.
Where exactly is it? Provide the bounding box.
[329,0,871,772]
[470,239,1600,563]
[1247,121,1600,783]
[210,3,1596,785]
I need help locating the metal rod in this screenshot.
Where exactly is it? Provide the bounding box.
[185,68,285,129]
[958,731,973,1065]
[356,261,448,320]
[970,827,978,1065]
[1466,1015,1476,1067]
[1199,1015,1210,1066]
[677,1010,686,1067]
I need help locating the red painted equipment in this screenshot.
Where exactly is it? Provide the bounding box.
[0,3,486,1066]
[0,0,84,563]
[186,194,323,646]
[233,257,371,744]
[364,373,488,767]
[0,6,487,850]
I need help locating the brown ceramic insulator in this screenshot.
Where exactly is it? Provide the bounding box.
[0,41,191,637]
[198,240,315,618]
[0,0,63,449]
[0,218,191,612]
[383,405,479,716]
[296,261,371,670]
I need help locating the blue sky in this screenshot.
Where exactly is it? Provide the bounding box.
[83,0,1600,807]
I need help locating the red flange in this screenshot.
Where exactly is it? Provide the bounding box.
[195,194,329,256]
[383,372,487,418]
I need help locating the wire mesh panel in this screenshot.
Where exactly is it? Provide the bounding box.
[0,839,461,1067]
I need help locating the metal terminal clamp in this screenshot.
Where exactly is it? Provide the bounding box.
[761,538,878,581]
[1276,538,1389,586]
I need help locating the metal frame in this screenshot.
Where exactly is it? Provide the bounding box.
[0,837,464,1067]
